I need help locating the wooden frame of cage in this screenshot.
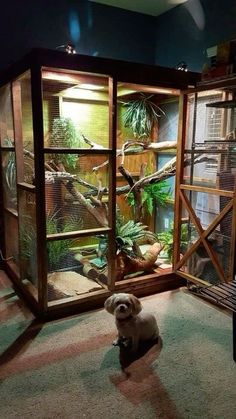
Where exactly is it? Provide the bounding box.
[0,48,201,318]
[174,79,236,288]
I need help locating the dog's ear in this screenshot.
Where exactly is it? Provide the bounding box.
[104,295,115,314]
[129,294,142,315]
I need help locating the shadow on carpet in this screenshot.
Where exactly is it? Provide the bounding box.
[118,336,162,370]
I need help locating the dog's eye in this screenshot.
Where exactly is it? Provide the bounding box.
[126,302,130,307]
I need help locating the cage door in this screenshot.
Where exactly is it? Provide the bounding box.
[174,92,236,286]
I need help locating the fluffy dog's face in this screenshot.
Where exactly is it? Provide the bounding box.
[104,293,142,319]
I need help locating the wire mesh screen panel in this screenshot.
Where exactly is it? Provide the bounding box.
[175,85,236,286]
[158,99,179,142]
[3,211,19,274]
[47,234,108,302]
[44,153,109,232]
[185,91,223,149]
[1,149,17,211]
[0,83,14,146]
[178,206,232,284]
[186,250,222,285]
[178,219,199,259]
[42,69,110,149]
[18,188,38,301]
[207,228,232,280]
[177,189,234,284]
[183,151,218,187]
[186,190,220,229]
[183,147,236,189]
[14,71,35,184]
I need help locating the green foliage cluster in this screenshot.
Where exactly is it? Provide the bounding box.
[19,216,37,282]
[20,216,36,261]
[115,215,150,254]
[157,222,188,261]
[116,220,146,251]
[49,117,83,171]
[46,211,79,271]
[2,138,17,204]
[122,94,165,138]
[126,180,171,217]
[20,211,80,272]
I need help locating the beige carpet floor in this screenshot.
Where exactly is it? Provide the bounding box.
[0,270,236,419]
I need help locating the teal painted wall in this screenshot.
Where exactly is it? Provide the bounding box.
[0,0,156,71]
[1,0,236,73]
[155,0,236,72]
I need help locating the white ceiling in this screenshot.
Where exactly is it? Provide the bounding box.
[89,0,187,17]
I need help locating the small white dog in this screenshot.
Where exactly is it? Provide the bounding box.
[104,293,159,352]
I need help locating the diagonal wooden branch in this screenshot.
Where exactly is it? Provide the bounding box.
[57,153,217,200]
[93,140,176,171]
[120,140,146,165]
[81,134,105,150]
[64,180,108,227]
[131,154,217,191]
[26,146,217,229]
[131,156,177,191]
[118,165,143,223]
[25,148,108,227]
[116,242,163,281]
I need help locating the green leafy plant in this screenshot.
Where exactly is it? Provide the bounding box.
[19,211,81,273]
[19,216,37,282]
[49,117,82,171]
[115,214,156,255]
[157,222,188,262]
[126,180,171,217]
[156,229,173,261]
[122,94,165,138]
[20,216,36,260]
[2,138,17,205]
[46,211,80,272]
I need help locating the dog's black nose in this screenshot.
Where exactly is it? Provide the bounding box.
[119,305,126,312]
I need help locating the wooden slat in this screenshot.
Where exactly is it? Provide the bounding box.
[107,76,117,291]
[179,190,226,282]
[174,204,231,271]
[47,227,111,241]
[176,237,201,271]
[182,75,236,94]
[42,69,109,87]
[4,207,18,218]
[199,287,236,311]
[118,82,180,96]
[12,81,24,182]
[204,199,233,235]
[47,272,181,315]
[173,93,188,269]
[31,65,48,313]
[47,288,110,308]
[43,147,112,154]
[184,149,235,154]
[180,183,234,198]
[3,261,40,315]
[18,182,35,191]
[177,270,210,287]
